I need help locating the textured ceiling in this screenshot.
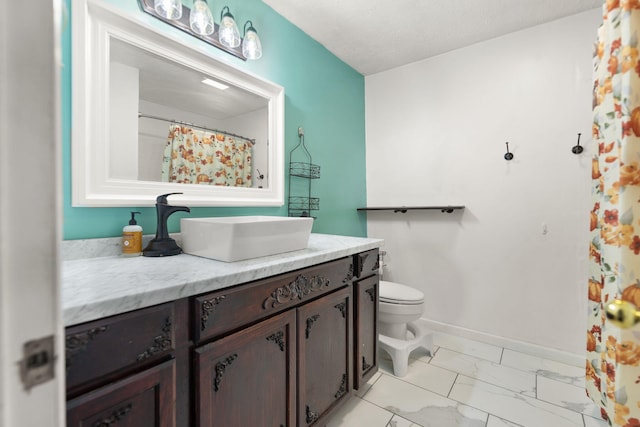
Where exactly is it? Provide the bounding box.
[262,0,602,75]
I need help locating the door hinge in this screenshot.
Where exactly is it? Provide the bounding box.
[19,335,55,391]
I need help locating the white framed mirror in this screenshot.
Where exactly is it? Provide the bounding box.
[72,0,284,206]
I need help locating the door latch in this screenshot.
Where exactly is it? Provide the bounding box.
[19,335,55,391]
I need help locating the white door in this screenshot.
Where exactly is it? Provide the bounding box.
[0,0,65,426]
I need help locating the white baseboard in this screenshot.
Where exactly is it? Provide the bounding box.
[421,318,584,368]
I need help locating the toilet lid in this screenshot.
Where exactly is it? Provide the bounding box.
[379,280,424,304]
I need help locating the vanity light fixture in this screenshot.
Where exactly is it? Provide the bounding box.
[189,0,214,36]
[140,0,261,61]
[201,78,229,90]
[242,21,262,60]
[218,6,241,48]
[154,0,182,20]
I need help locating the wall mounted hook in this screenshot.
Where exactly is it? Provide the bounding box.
[504,142,514,160]
[572,133,583,154]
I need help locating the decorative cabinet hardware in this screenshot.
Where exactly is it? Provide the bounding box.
[362,357,371,372]
[305,315,320,339]
[334,374,348,399]
[92,404,132,427]
[334,302,347,318]
[65,326,109,369]
[201,295,226,330]
[266,331,286,352]
[343,264,354,284]
[263,275,331,309]
[137,317,172,361]
[214,354,238,392]
[365,287,376,302]
[357,253,369,277]
[306,405,319,424]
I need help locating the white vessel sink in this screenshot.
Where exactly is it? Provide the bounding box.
[180,216,314,262]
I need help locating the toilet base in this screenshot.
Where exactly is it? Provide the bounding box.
[378,319,434,377]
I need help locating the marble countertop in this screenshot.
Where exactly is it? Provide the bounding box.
[62,233,383,326]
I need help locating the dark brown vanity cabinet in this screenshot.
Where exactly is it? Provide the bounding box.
[65,250,379,427]
[193,257,354,427]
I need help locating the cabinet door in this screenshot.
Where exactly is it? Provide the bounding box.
[67,359,175,427]
[195,310,296,427]
[298,286,352,426]
[354,276,378,389]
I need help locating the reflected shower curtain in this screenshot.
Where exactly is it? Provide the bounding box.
[588,2,640,425]
[161,124,253,186]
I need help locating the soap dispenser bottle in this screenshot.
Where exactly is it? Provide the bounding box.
[122,211,142,256]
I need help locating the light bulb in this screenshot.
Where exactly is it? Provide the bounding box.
[154,0,182,20]
[219,7,240,48]
[189,0,214,35]
[242,22,262,60]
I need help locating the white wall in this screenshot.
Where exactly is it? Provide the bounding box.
[365,9,601,355]
[110,62,139,180]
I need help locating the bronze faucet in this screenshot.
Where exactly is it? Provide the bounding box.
[143,193,190,257]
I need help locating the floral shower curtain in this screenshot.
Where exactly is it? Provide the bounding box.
[587,2,640,425]
[161,124,253,186]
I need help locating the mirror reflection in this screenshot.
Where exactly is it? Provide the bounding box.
[72,0,284,207]
[109,38,269,188]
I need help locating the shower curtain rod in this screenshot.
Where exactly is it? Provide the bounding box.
[138,112,256,144]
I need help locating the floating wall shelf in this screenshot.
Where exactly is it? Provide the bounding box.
[357,206,465,214]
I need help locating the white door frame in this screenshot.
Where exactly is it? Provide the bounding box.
[0,0,65,425]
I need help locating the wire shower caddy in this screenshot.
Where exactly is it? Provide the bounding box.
[288,127,320,217]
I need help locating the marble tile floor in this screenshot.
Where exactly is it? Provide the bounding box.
[327,333,606,427]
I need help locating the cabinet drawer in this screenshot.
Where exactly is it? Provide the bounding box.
[65,302,176,393]
[67,359,175,427]
[194,257,353,343]
[354,249,379,279]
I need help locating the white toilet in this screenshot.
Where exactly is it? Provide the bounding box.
[378,280,434,377]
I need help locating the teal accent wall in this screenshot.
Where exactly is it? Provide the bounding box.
[61,0,367,239]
